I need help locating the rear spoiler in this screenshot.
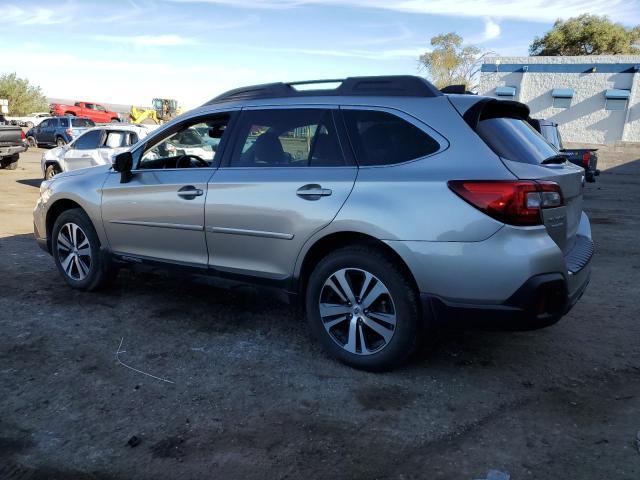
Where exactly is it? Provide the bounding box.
[447,96,530,131]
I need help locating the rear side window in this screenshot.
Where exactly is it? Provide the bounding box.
[58,118,69,128]
[477,117,558,165]
[72,118,95,128]
[343,110,440,166]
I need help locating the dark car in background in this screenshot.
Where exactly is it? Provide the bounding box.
[26,116,96,148]
[529,118,599,182]
[0,114,27,170]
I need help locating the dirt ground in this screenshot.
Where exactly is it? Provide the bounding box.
[1,148,639,480]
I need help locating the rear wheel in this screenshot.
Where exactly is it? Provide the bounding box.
[110,118,119,123]
[0,154,19,170]
[55,136,66,147]
[305,246,420,371]
[52,208,118,291]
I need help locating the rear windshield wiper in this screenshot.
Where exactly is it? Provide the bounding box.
[541,154,569,165]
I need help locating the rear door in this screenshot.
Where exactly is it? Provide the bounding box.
[476,116,585,254]
[38,118,55,144]
[63,129,104,171]
[205,106,357,280]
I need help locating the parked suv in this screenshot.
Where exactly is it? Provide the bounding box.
[33,76,593,370]
[26,116,95,148]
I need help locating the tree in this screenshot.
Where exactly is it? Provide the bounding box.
[0,73,49,116]
[419,33,491,91]
[530,14,640,55]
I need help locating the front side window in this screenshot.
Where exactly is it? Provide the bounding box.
[342,109,440,166]
[73,130,103,150]
[95,105,106,112]
[229,109,344,167]
[58,118,69,128]
[138,115,229,169]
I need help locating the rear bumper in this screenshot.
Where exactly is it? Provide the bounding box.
[0,145,26,158]
[423,237,593,330]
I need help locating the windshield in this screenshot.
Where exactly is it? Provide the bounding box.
[476,117,558,165]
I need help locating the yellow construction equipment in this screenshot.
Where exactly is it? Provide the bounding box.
[130,98,181,125]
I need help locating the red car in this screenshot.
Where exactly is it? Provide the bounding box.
[50,101,120,123]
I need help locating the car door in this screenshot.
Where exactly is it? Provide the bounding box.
[62,129,104,171]
[205,106,357,281]
[37,118,54,145]
[100,112,235,266]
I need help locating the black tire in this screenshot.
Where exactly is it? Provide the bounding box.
[45,163,61,180]
[110,118,120,123]
[27,136,37,147]
[52,208,118,291]
[1,154,19,170]
[55,136,66,147]
[305,246,421,371]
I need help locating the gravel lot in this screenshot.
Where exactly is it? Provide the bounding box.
[1,147,639,479]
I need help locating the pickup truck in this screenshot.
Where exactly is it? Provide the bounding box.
[0,115,27,170]
[529,118,600,182]
[50,101,120,123]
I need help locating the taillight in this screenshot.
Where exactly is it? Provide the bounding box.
[448,180,564,226]
[20,130,25,140]
[582,151,590,169]
[66,128,73,136]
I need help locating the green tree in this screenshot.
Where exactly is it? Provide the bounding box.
[419,33,491,90]
[530,14,640,55]
[0,73,49,116]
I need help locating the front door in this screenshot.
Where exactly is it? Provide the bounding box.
[101,113,233,266]
[205,107,357,281]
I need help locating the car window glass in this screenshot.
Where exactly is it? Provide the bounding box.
[104,131,127,148]
[39,119,50,128]
[71,118,95,128]
[59,118,69,128]
[85,103,94,109]
[96,105,106,112]
[342,110,440,166]
[73,130,102,150]
[476,117,558,165]
[139,115,229,169]
[230,109,344,167]
[128,132,139,145]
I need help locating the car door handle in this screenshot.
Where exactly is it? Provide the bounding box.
[177,185,204,199]
[296,184,332,200]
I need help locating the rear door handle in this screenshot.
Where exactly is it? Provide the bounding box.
[296,184,332,200]
[177,185,204,199]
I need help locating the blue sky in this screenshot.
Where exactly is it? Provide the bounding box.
[1,0,639,108]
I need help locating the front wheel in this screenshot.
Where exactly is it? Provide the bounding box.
[45,163,62,179]
[305,246,421,371]
[27,136,37,147]
[52,208,118,291]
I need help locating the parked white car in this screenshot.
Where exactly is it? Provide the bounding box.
[7,112,51,128]
[41,124,155,179]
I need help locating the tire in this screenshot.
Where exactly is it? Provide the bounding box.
[0,154,19,170]
[52,208,118,291]
[27,136,37,147]
[45,163,62,180]
[110,118,120,123]
[305,246,420,371]
[55,136,66,147]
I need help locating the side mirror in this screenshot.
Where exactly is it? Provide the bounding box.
[113,151,133,183]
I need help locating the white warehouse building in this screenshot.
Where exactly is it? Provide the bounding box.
[478,56,640,144]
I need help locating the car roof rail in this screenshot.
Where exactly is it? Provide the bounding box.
[205,75,442,104]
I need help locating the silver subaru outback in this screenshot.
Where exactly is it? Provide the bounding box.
[33,76,593,371]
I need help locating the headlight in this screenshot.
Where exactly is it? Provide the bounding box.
[39,180,53,202]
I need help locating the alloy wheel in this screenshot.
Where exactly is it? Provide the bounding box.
[57,222,92,281]
[319,268,396,355]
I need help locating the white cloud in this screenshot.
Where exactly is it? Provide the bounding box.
[91,34,197,47]
[166,0,640,24]
[483,18,501,41]
[0,5,71,25]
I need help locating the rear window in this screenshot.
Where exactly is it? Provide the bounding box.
[476,117,558,165]
[343,110,440,166]
[72,118,95,128]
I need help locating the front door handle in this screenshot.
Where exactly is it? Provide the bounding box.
[177,185,204,200]
[296,184,332,200]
